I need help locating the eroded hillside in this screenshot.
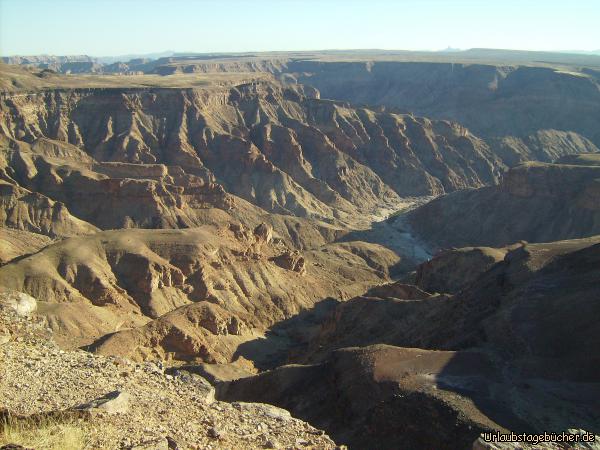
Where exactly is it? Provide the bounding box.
[0,75,507,216]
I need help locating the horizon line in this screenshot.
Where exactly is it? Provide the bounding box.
[3,47,600,59]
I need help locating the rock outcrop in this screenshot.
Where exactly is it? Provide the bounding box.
[0,290,37,317]
[270,251,306,274]
[90,302,249,363]
[252,222,273,244]
[75,390,131,415]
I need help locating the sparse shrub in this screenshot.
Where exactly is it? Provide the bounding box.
[0,413,89,450]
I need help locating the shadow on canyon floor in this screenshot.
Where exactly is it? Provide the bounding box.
[232,297,339,370]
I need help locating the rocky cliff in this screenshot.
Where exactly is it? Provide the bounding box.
[304,235,600,379]
[283,60,600,150]
[7,53,600,160]
[0,79,506,219]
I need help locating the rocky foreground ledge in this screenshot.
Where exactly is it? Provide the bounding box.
[0,292,337,449]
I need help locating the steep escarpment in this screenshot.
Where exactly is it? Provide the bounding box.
[0,134,350,254]
[6,55,600,160]
[488,130,599,166]
[406,157,600,249]
[150,58,290,76]
[0,228,53,264]
[283,60,600,149]
[1,55,102,73]
[0,178,99,237]
[0,80,505,220]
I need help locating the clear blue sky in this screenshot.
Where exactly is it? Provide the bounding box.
[1,0,598,56]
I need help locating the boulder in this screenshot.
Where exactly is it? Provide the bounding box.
[253,223,273,244]
[75,390,130,415]
[232,402,292,421]
[0,291,37,317]
[270,251,306,274]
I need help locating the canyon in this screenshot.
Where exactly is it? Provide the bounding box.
[1,50,600,449]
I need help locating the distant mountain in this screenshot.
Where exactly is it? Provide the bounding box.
[438,46,463,52]
[95,50,175,64]
[1,54,95,65]
[1,51,175,67]
[566,50,600,56]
